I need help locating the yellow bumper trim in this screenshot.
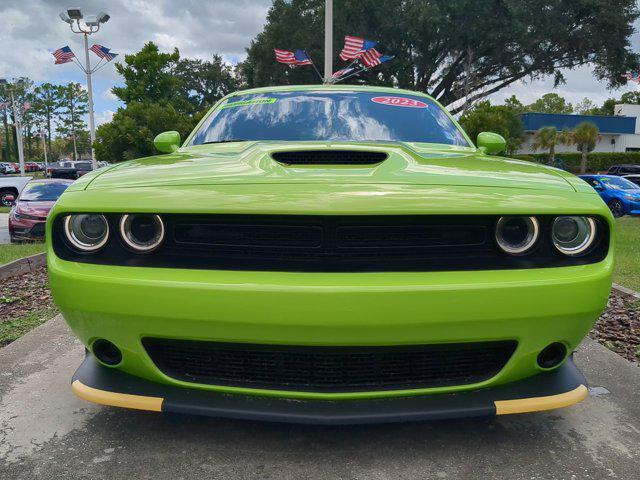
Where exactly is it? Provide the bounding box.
[72,380,164,412]
[494,384,588,415]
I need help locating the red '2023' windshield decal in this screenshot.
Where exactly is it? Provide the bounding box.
[371,96,428,108]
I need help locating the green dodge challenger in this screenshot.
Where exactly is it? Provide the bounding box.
[48,85,613,423]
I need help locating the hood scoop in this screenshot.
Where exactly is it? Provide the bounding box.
[272,150,388,165]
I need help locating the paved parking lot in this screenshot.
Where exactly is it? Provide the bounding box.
[1,315,639,479]
[0,213,9,244]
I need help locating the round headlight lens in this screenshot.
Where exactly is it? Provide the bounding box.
[64,214,109,252]
[552,216,596,256]
[119,214,165,252]
[495,216,539,255]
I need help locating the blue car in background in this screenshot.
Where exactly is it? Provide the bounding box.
[579,174,640,217]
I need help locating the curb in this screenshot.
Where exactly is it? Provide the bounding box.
[0,252,46,281]
[612,283,640,301]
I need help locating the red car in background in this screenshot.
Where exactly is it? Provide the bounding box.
[8,179,73,242]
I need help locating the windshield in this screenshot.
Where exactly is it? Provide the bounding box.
[76,162,93,170]
[20,182,69,201]
[189,91,469,146]
[600,176,638,190]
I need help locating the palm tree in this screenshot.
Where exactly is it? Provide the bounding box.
[572,122,600,174]
[531,126,571,165]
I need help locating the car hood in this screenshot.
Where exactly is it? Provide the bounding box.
[85,141,580,192]
[16,201,54,216]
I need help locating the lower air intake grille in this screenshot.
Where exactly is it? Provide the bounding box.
[271,150,387,165]
[142,339,517,392]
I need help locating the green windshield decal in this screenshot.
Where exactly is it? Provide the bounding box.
[220,98,277,109]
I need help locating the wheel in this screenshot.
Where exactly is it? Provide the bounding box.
[0,188,17,207]
[608,199,625,218]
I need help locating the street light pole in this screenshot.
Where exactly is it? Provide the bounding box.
[60,9,110,171]
[324,0,333,83]
[82,32,97,166]
[40,130,49,176]
[8,88,26,176]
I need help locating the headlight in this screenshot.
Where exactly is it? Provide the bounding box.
[63,214,109,252]
[495,216,539,255]
[119,214,165,252]
[551,216,596,256]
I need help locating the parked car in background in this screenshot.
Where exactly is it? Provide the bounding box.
[8,179,73,242]
[623,174,640,187]
[0,175,32,206]
[1,162,17,174]
[607,164,640,176]
[579,174,640,217]
[49,161,93,179]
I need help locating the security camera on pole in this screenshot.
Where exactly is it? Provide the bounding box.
[58,8,114,171]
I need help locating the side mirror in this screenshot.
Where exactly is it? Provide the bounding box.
[594,184,604,191]
[153,131,181,153]
[477,132,506,155]
[4,194,15,204]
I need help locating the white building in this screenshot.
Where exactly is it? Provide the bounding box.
[518,104,640,154]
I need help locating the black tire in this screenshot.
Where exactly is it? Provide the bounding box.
[0,188,17,207]
[608,199,625,218]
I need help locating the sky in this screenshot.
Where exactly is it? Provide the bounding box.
[1,0,639,126]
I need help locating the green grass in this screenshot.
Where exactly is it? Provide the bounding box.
[614,216,640,292]
[0,242,45,265]
[0,307,58,347]
[0,207,10,213]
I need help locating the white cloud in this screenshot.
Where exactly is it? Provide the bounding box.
[103,89,118,101]
[95,109,115,125]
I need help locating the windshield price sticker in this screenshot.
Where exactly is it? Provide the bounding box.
[371,96,428,108]
[221,97,277,109]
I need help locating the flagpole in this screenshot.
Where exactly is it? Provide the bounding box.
[304,51,324,82]
[83,32,97,169]
[334,66,368,83]
[324,0,333,83]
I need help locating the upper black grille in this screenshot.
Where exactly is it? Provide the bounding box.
[272,150,387,165]
[52,214,610,272]
[142,339,517,392]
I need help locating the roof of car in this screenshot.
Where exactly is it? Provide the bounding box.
[224,84,437,102]
[27,178,74,184]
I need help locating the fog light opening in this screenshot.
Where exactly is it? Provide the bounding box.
[537,342,567,369]
[92,339,122,366]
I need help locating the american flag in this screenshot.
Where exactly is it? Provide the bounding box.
[90,44,118,62]
[293,50,312,66]
[331,67,355,79]
[363,54,394,68]
[339,36,377,61]
[52,46,75,64]
[274,49,297,64]
[359,48,383,68]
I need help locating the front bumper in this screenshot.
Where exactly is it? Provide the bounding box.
[9,218,46,241]
[72,351,588,424]
[49,253,612,401]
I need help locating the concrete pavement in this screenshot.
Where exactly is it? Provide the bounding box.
[1,315,639,479]
[0,213,9,244]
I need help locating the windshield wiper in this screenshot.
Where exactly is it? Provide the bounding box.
[201,139,249,145]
